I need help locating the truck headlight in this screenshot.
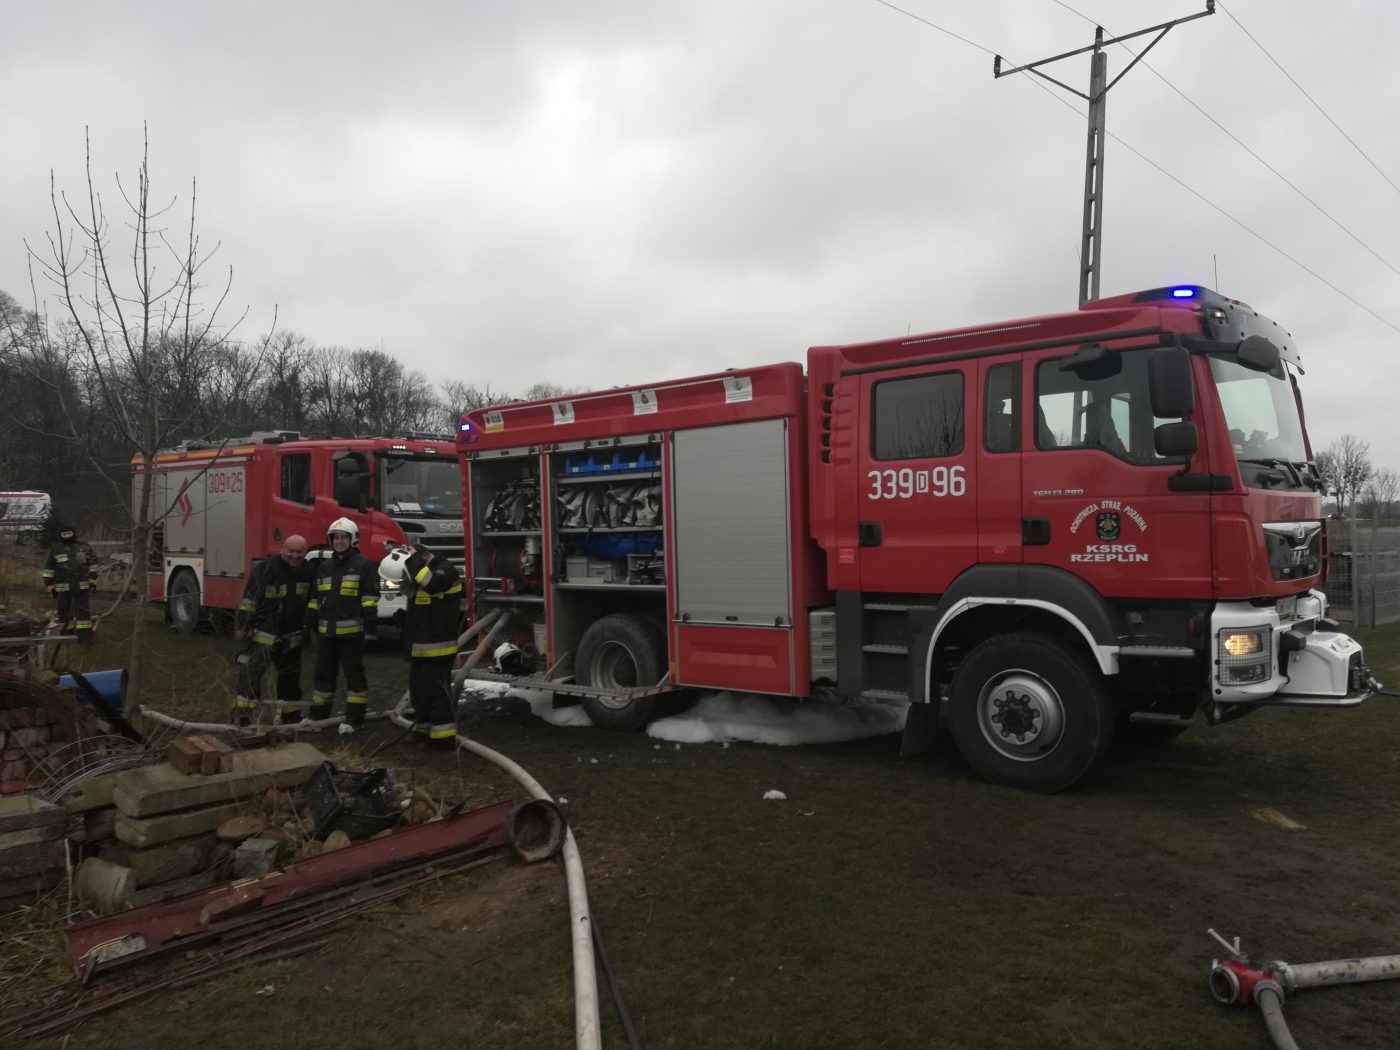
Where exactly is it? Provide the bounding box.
[1223,632,1262,657]
[1218,627,1271,684]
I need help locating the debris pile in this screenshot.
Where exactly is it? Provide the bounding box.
[70,737,328,913]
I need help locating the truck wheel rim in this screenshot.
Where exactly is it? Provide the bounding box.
[975,669,1065,762]
[589,641,639,707]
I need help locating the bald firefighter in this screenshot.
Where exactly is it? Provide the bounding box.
[232,535,313,725]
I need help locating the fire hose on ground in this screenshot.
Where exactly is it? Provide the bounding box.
[1208,929,1400,1049]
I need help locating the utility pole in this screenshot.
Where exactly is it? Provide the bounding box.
[994,2,1215,307]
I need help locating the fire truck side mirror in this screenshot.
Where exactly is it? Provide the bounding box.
[1154,420,1199,458]
[1234,335,1282,374]
[1148,346,1194,418]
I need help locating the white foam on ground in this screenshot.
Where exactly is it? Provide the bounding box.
[463,678,908,745]
[646,692,907,747]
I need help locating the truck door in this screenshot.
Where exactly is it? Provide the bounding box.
[1022,345,1212,599]
[854,361,977,594]
[978,359,1023,565]
[269,449,316,551]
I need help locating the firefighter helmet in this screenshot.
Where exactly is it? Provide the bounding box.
[327,517,359,544]
[494,642,524,674]
[378,546,413,584]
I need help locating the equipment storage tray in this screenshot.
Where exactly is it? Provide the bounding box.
[304,762,403,840]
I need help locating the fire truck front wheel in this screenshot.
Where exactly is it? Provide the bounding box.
[577,613,666,732]
[948,631,1114,793]
[168,569,203,636]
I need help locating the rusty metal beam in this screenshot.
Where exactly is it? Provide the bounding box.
[66,800,512,970]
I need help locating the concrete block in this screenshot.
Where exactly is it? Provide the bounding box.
[0,794,65,834]
[0,838,66,879]
[61,771,121,813]
[115,803,247,849]
[233,836,281,879]
[74,857,137,914]
[113,743,327,818]
[84,807,117,843]
[0,869,62,899]
[0,821,65,850]
[127,868,221,908]
[101,834,214,887]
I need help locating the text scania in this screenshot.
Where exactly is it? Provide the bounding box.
[1071,544,1149,563]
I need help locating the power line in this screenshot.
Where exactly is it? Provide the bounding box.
[1046,0,1400,281]
[865,0,1400,333]
[867,0,996,56]
[1217,1,1400,201]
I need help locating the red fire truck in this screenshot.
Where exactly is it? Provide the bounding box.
[457,286,1374,791]
[132,432,464,633]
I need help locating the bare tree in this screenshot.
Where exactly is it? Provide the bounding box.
[1361,467,1399,522]
[1316,435,1372,520]
[24,127,270,704]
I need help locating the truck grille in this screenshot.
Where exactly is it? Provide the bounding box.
[394,519,467,574]
[1262,522,1321,583]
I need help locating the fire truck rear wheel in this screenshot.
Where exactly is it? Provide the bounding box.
[578,613,666,732]
[168,569,203,636]
[948,631,1114,793]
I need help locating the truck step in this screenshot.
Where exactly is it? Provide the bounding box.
[860,688,908,703]
[862,644,909,656]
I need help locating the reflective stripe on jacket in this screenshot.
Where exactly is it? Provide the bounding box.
[308,549,378,636]
[403,552,462,659]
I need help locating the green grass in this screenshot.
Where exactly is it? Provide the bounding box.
[6,542,1400,1049]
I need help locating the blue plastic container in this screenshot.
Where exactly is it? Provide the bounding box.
[57,669,128,711]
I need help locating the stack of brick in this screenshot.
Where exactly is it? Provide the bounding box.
[72,740,327,912]
[1,705,59,795]
[0,795,68,911]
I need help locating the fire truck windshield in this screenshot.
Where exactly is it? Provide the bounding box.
[378,455,462,518]
[1209,355,1309,474]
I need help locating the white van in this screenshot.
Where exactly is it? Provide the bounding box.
[0,491,52,542]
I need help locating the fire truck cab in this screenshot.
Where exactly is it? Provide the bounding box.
[134,432,464,632]
[459,286,1372,791]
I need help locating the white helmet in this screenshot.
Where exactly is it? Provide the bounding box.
[327,517,359,544]
[379,546,413,584]
[494,642,524,674]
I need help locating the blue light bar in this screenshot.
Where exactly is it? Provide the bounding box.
[459,422,472,432]
[1171,287,1195,298]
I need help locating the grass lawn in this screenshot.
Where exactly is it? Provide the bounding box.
[4,543,1400,1049]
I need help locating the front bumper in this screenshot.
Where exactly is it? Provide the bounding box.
[1211,591,1374,708]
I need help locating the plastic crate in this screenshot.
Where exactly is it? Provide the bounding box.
[303,761,402,840]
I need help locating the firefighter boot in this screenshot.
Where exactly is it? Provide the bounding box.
[231,696,258,728]
[344,695,368,729]
[307,692,334,724]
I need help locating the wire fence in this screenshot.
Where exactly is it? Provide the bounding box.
[1326,524,1400,626]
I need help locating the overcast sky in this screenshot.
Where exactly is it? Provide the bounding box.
[4,1,1397,470]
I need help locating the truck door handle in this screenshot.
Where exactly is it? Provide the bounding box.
[858,522,882,548]
[1022,518,1051,546]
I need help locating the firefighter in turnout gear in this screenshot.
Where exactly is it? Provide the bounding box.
[306,518,378,728]
[379,544,462,750]
[42,524,99,643]
[232,535,313,725]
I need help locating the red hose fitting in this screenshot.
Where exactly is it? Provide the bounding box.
[1210,958,1278,1005]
